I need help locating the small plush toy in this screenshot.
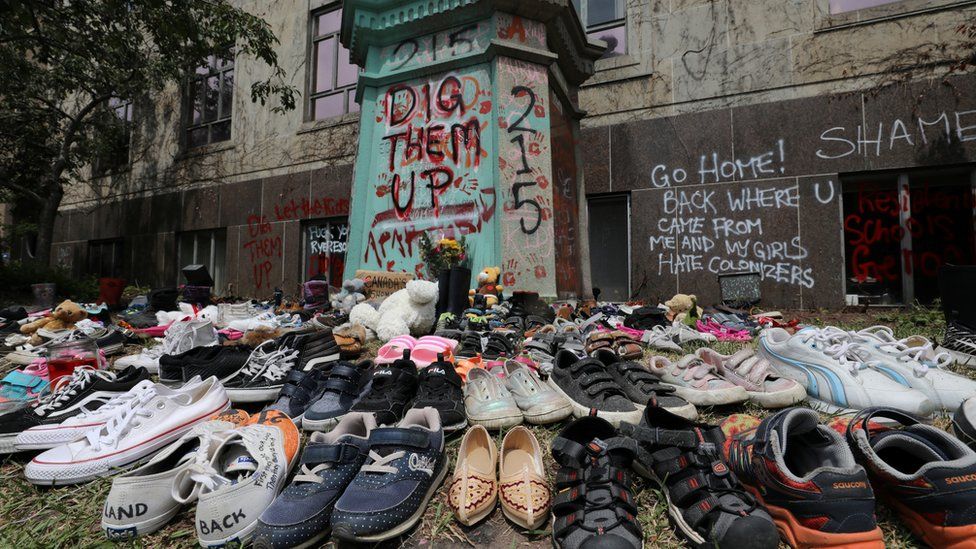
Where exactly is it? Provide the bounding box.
[331,278,366,314]
[20,300,88,344]
[469,267,503,308]
[664,293,702,323]
[349,279,439,341]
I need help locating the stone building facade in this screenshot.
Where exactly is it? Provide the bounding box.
[48,0,976,307]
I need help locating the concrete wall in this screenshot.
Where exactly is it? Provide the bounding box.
[50,0,976,305]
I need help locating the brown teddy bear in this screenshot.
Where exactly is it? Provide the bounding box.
[20,300,88,344]
[664,293,702,324]
[469,266,503,308]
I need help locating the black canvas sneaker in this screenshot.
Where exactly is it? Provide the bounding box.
[224,332,338,403]
[158,345,252,385]
[350,352,418,425]
[1,366,150,453]
[547,350,642,427]
[411,355,466,433]
[937,321,976,367]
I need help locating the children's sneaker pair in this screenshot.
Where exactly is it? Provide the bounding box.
[723,406,976,549]
[102,409,299,547]
[464,360,574,430]
[258,407,446,544]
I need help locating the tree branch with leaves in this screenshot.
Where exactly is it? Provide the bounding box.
[0,0,298,263]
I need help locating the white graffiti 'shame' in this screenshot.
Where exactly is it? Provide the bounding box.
[816,110,976,159]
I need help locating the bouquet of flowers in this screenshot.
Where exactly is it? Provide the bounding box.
[419,234,468,278]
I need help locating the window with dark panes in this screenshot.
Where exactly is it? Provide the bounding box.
[93,97,133,176]
[185,52,234,148]
[309,8,359,120]
[88,239,124,278]
[302,218,349,285]
[571,0,626,59]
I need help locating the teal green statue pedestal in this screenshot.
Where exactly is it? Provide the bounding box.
[341,0,602,298]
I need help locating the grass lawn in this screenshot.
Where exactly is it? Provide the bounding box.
[0,307,953,548]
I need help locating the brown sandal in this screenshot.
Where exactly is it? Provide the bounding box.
[610,331,644,361]
[584,332,614,355]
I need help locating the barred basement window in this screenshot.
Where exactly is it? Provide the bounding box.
[88,239,124,278]
[185,52,234,148]
[178,229,226,290]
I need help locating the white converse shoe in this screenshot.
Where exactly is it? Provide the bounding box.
[24,376,230,485]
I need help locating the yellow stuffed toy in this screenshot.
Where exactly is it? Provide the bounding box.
[664,293,702,323]
[21,300,88,344]
[469,267,503,309]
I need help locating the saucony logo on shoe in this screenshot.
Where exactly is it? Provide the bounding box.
[199,509,247,535]
[408,453,435,475]
[945,473,976,485]
[832,481,867,489]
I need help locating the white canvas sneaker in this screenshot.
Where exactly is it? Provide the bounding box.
[24,376,230,485]
[114,318,218,374]
[12,366,151,452]
[194,410,300,547]
[851,325,976,411]
[101,409,251,541]
[759,327,934,417]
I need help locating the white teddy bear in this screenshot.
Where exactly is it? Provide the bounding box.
[349,279,439,342]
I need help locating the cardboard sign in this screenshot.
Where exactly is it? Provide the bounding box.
[355,270,415,299]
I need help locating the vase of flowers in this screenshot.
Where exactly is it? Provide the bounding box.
[420,234,471,318]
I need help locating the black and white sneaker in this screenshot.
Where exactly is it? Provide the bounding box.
[95,329,126,356]
[411,355,466,433]
[547,350,642,427]
[938,321,976,367]
[224,331,339,403]
[351,352,418,425]
[1,366,150,453]
[158,345,252,385]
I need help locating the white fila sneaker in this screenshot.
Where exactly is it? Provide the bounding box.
[101,409,251,541]
[24,376,230,486]
[194,410,300,547]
